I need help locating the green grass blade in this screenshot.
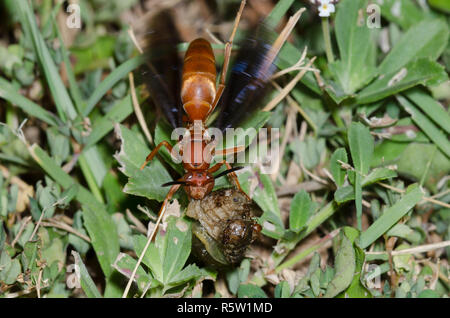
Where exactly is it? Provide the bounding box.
[52,17,85,113]
[85,93,135,148]
[359,185,424,249]
[397,95,450,158]
[29,144,102,206]
[83,55,145,117]
[348,123,374,231]
[357,58,447,104]
[78,152,105,204]
[265,0,296,27]
[29,144,119,278]
[378,19,449,75]
[405,88,450,135]
[72,251,102,298]
[16,0,77,122]
[0,77,59,126]
[83,203,120,278]
[272,201,340,267]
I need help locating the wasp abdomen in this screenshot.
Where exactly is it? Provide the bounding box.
[181,38,217,122]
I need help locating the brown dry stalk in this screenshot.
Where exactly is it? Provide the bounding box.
[263,57,316,112]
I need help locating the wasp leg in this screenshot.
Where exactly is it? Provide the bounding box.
[224,161,250,200]
[214,145,245,157]
[208,160,250,201]
[140,141,174,170]
[149,183,181,240]
[207,0,246,117]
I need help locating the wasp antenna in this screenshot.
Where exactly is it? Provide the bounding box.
[161,180,187,187]
[214,166,244,179]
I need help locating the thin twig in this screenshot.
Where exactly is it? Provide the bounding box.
[41,220,91,243]
[36,268,43,298]
[126,209,147,234]
[366,240,450,256]
[378,182,450,209]
[127,26,144,54]
[271,47,316,79]
[270,107,295,181]
[122,206,165,298]
[11,216,32,248]
[29,196,68,242]
[423,260,449,285]
[271,81,318,134]
[264,57,316,112]
[128,72,153,145]
[127,26,153,146]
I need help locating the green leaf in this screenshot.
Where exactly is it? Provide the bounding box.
[335,186,354,204]
[237,284,268,298]
[274,281,292,298]
[386,224,422,244]
[289,190,312,233]
[22,241,38,271]
[418,289,440,298]
[339,243,372,298]
[378,0,427,29]
[252,173,284,239]
[348,122,373,230]
[72,251,102,298]
[1,256,21,285]
[362,168,397,186]
[330,0,376,94]
[70,36,116,75]
[396,95,450,158]
[290,136,326,170]
[348,122,373,176]
[0,220,5,252]
[46,127,70,166]
[82,146,107,187]
[324,234,355,298]
[83,203,120,278]
[330,148,348,187]
[112,252,152,292]
[133,216,192,288]
[359,184,424,249]
[68,211,90,254]
[310,268,321,297]
[335,168,397,203]
[396,143,450,193]
[428,0,450,13]
[378,19,449,75]
[226,259,251,295]
[167,264,203,288]
[114,124,173,202]
[357,58,448,104]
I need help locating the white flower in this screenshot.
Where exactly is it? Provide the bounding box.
[318,0,335,17]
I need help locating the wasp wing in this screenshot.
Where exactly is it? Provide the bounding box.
[141,11,183,128]
[213,24,278,131]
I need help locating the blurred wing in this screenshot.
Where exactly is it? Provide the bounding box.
[213,24,278,131]
[141,11,183,128]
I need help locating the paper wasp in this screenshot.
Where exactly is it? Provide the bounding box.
[138,0,290,242]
